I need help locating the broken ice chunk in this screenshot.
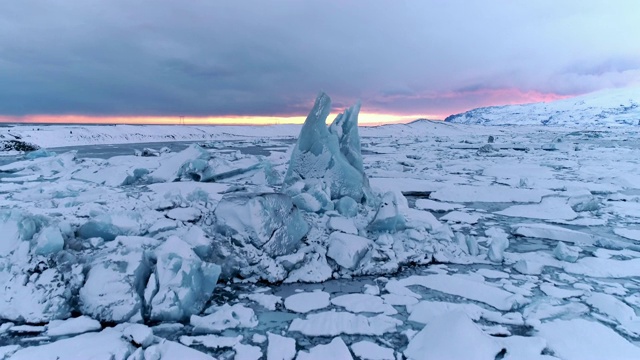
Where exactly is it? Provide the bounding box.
[327,216,358,235]
[190,304,258,334]
[331,294,397,315]
[214,192,309,257]
[289,311,401,336]
[336,196,358,217]
[33,225,64,256]
[536,318,640,360]
[284,291,330,313]
[79,247,150,323]
[404,311,503,360]
[148,144,209,183]
[0,210,41,256]
[9,328,134,360]
[120,323,155,348]
[0,262,83,323]
[76,211,142,242]
[486,227,509,263]
[166,207,201,222]
[297,337,353,360]
[267,332,296,360]
[368,191,408,232]
[148,236,221,322]
[327,232,372,270]
[553,242,580,262]
[496,197,577,220]
[351,340,395,360]
[45,316,101,337]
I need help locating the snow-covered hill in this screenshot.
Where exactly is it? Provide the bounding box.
[445,86,640,126]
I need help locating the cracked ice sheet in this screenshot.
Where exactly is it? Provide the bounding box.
[386,274,526,311]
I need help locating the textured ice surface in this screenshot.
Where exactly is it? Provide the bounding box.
[214,192,309,257]
[284,92,370,202]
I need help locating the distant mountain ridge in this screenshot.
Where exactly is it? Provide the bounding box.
[444,86,640,126]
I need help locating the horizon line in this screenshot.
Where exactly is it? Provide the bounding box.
[0,112,443,126]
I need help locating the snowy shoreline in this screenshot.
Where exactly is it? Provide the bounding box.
[1,121,578,149]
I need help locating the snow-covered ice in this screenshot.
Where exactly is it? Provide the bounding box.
[284,291,331,313]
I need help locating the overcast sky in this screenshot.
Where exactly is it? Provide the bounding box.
[1,0,639,121]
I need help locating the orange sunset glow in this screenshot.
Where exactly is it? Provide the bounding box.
[0,88,574,126]
[0,112,435,126]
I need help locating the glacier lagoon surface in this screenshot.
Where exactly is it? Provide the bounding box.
[1,97,640,359]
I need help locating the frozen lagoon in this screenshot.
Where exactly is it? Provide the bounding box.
[2,109,640,359]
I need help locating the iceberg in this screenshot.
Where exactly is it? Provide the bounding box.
[283,92,371,203]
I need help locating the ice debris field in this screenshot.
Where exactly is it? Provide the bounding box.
[1,89,640,359]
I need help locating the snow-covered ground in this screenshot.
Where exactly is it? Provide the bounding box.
[2,93,640,359]
[446,85,640,126]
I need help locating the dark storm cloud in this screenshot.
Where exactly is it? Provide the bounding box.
[1,0,639,118]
